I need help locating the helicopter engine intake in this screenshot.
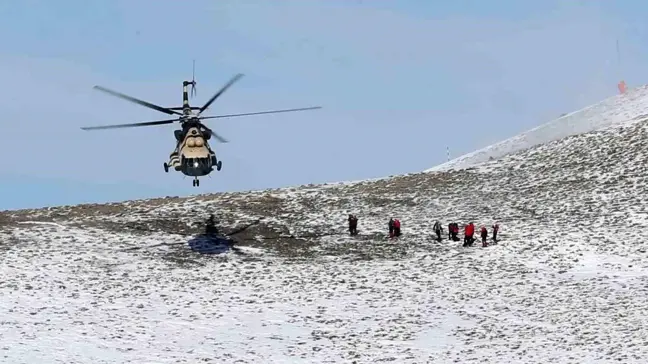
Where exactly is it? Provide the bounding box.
[186,137,204,148]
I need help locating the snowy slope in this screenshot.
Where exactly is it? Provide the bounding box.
[427,85,648,172]
[3,92,648,363]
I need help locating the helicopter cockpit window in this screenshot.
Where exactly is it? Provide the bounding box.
[184,158,201,168]
[183,157,210,169]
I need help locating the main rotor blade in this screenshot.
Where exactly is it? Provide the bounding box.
[198,73,244,115]
[210,130,229,143]
[80,119,178,131]
[93,86,182,116]
[199,106,322,120]
[200,124,229,143]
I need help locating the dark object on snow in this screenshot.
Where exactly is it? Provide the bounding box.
[388,218,394,238]
[205,214,219,235]
[189,218,262,255]
[188,233,236,254]
[480,226,488,247]
[492,223,499,242]
[348,214,358,236]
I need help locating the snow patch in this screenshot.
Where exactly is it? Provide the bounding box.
[17,221,67,229]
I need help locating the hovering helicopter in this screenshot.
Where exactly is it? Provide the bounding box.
[81,62,321,186]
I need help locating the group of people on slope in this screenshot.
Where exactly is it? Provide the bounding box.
[434,221,500,247]
[455,221,499,247]
[428,220,500,247]
[348,214,500,247]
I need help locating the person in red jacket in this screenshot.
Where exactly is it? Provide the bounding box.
[480,226,488,247]
[393,218,401,237]
[463,222,475,247]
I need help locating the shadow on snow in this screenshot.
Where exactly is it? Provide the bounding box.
[187,234,236,255]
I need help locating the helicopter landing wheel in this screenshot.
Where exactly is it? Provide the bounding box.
[193,178,199,187]
[216,160,222,171]
[164,162,169,173]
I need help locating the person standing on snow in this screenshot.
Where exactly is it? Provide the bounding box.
[393,218,401,237]
[388,218,395,238]
[449,222,459,241]
[463,222,475,247]
[433,221,442,242]
[492,223,499,243]
[205,214,219,235]
[348,214,358,236]
[480,226,488,247]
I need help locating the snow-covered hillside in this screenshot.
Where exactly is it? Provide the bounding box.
[427,85,648,172]
[2,90,648,363]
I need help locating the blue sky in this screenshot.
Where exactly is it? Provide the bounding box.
[1,0,648,210]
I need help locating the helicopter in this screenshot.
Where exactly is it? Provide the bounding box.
[81,63,321,187]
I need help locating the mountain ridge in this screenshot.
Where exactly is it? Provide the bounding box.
[427,84,648,173]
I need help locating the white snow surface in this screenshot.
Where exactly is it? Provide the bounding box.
[427,85,648,172]
[3,89,648,363]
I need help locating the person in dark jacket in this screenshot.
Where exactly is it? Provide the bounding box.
[388,218,394,238]
[205,214,219,235]
[348,214,358,236]
[480,226,488,247]
[492,223,499,243]
[433,221,442,242]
